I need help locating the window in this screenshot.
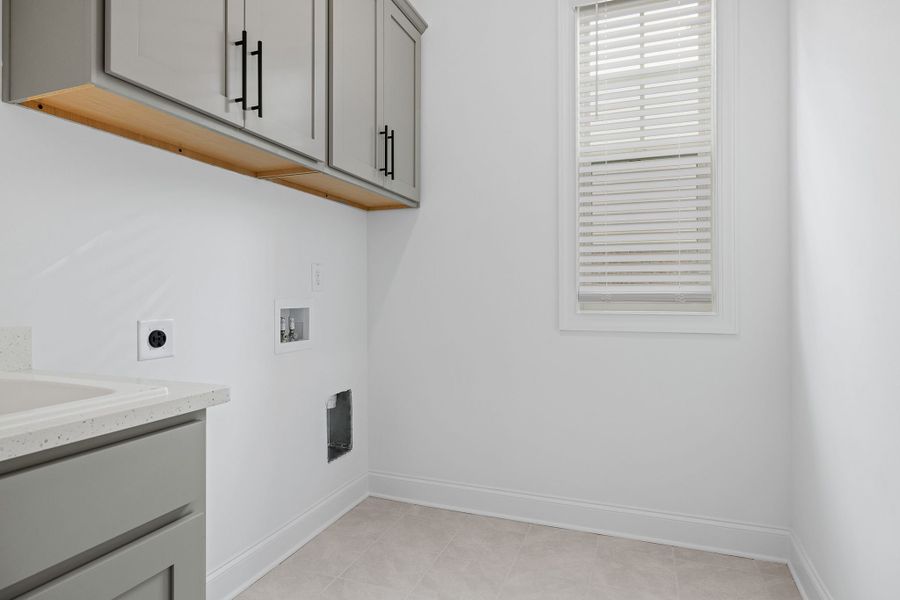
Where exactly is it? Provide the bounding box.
[558,0,735,333]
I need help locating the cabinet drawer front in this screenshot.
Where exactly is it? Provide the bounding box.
[0,422,204,590]
[19,513,205,600]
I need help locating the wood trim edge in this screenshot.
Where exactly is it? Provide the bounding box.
[256,167,319,179]
[269,178,371,211]
[22,99,259,178]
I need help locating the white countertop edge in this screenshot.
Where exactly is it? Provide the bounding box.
[0,371,230,461]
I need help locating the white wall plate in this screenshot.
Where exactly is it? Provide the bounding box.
[274,298,313,355]
[312,263,324,292]
[137,319,175,361]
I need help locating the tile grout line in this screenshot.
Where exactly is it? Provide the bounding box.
[402,516,464,600]
[673,547,681,600]
[319,501,412,595]
[504,524,603,594]
[340,503,411,578]
[494,523,536,598]
[586,530,602,590]
[755,559,778,600]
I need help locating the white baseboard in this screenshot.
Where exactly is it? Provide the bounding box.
[789,534,834,600]
[369,470,791,562]
[205,471,833,600]
[206,473,369,600]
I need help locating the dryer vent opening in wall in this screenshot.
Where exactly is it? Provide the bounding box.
[327,390,352,462]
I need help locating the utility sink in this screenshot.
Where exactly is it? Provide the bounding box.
[0,379,115,415]
[0,369,226,462]
[0,372,168,433]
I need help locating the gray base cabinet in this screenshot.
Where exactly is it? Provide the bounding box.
[0,416,208,600]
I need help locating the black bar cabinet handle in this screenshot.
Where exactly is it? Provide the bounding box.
[389,128,396,180]
[249,41,263,118]
[233,30,248,110]
[379,125,389,174]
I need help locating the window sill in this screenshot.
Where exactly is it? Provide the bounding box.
[559,309,738,335]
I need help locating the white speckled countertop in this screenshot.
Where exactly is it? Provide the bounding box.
[0,327,32,372]
[0,370,229,461]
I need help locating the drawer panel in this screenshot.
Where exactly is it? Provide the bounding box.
[19,513,205,600]
[0,421,204,590]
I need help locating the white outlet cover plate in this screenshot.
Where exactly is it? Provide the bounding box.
[138,319,175,361]
[311,263,323,292]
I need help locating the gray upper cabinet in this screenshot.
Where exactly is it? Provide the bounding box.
[379,0,421,201]
[107,0,328,160]
[331,0,424,202]
[244,0,328,160]
[106,0,245,127]
[330,0,380,186]
[6,0,424,209]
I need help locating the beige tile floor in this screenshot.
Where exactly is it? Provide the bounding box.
[237,498,803,600]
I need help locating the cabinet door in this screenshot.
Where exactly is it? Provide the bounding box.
[378,0,421,201]
[106,0,245,127]
[244,0,328,160]
[330,0,383,186]
[19,514,204,600]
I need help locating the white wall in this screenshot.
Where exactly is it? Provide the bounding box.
[790,1,900,598]
[368,0,792,537]
[0,14,369,594]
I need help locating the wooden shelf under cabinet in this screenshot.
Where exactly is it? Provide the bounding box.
[22,84,411,211]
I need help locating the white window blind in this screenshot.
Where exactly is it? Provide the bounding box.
[576,0,715,308]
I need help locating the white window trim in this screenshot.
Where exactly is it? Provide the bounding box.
[558,0,738,334]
